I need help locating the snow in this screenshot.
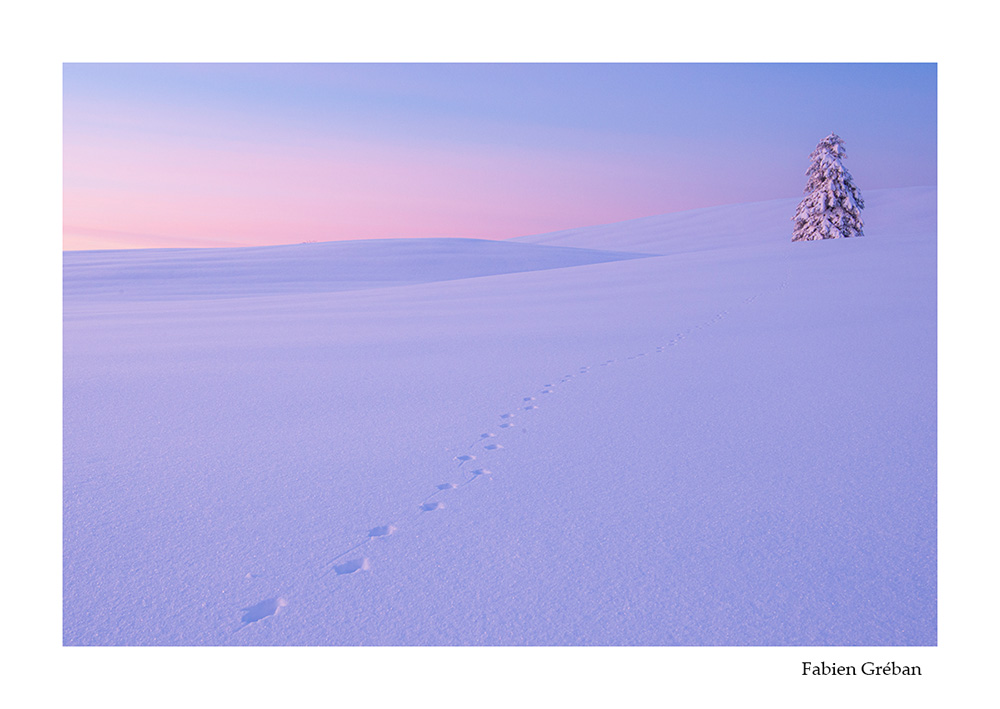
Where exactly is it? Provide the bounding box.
[64,237,651,300]
[63,187,936,645]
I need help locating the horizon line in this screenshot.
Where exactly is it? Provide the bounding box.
[63,184,936,253]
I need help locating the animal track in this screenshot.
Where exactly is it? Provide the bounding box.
[470,433,496,447]
[333,558,371,575]
[368,525,397,537]
[237,282,783,631]
[240,597,288,626]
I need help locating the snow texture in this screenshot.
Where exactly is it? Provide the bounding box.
[791,133,865,241]
[64,187,936,645]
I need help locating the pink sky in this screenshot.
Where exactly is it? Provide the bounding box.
[64,129,690,249]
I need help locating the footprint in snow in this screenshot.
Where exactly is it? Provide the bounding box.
[523,405,538,410]
[470,468,493,477]
[499,422,514,429]
[484,443,503,451]
[368,525,396,538]
[421,501,444,512]
[455,455,476,466]
[523,397,535,402]
[240,597,288,625]
[470,433,496,448]
[500,413,514,420]
[334,558,371,575]
[436,482,457,490]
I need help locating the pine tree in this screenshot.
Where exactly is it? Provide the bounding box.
[792,133,864,241]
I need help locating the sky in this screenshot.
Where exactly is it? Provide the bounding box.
[63,63,936,250]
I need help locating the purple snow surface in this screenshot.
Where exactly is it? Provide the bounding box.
[63,188,936,645]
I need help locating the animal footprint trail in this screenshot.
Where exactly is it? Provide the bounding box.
[236,282,786,633]
[241,442,479,630]
[314,462,469,584]
[313,478,455,589]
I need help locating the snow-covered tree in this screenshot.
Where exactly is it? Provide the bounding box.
[792,133,864,241]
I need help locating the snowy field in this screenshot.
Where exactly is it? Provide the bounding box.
[63,187,936,645]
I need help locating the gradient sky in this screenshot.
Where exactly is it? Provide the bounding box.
[63,63,936,250]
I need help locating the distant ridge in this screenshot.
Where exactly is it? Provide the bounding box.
[63,238,651,301]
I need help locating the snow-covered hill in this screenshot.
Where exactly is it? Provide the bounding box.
[63,238,650,300]
[63,187,936,645]
[514,186,936,255]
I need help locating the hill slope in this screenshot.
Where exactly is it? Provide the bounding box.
[64,238,650,300]
[63,187,937,645]
[513,186,936,255]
